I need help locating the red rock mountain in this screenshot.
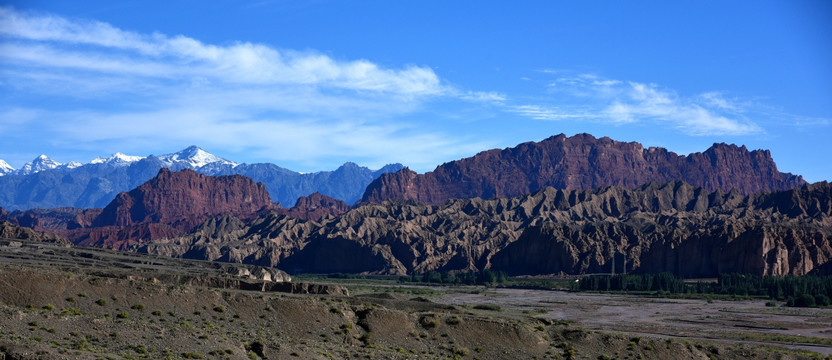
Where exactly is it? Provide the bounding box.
[91,168,276,228]
[61,169,278,249]
[362,133,805,204]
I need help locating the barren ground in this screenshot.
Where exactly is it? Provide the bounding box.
[0,238,828,359]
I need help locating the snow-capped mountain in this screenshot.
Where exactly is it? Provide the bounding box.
[91,152,146,167]
[157,145,237,169]
[0,145,404,210]
[13,155,80,175]
[0,159,14,176]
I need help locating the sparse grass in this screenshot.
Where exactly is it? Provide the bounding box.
[716,331,832,346]
[445,315,463,325]
[59,308,82,316]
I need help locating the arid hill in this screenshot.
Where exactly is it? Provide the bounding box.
[362,133,805,204]
[0,221,68,244]
[136,181,832,277]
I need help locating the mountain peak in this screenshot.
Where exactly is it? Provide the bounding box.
[14,154,64,175]
[91,152,146,166]
[0,159,14,176]
[158,146,236,169]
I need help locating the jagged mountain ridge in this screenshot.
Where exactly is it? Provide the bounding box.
[133,180,832,277]
[0,146,403,210]
[362,133,805,204]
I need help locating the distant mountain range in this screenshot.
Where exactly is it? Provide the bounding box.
[0,146,403,210]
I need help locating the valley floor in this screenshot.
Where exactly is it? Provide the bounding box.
[0,238,829,359]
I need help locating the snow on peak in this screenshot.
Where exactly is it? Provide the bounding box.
[15,154,64,175]
[0,159,14,176]
[158,146,236,169]
[91,152,145,166]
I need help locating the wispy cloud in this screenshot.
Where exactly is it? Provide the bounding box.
[513,73,762,136]
[0,7,444,96]
[0,7,494,170]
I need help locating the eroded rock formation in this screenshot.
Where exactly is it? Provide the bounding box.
[139,181,832,277]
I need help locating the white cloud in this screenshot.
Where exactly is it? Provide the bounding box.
[515,74,762,136]
[0,7,499,171]
[0,7,444,96]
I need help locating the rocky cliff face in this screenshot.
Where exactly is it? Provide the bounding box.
[59,169,279,249]
[139,181,831,277]
[362,133,805,204]
[91,168,276,228]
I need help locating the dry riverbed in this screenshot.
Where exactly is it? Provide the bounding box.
[435,287,832,355]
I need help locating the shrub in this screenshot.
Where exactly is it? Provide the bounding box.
[213,306,225,313]
[59,308,82,316]
[473,304,501,311]
[42,304,55,311]
[419,315,440,329]
[182,352,204,359]
[116,312,129,319]
[794,294,816,308]
[131,304,144,311]
[95,299,107,306]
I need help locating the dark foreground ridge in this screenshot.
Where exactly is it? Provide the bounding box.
[362,133,805,204]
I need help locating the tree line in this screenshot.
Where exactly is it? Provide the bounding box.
[576,273,832,307]
[398,270,509,286]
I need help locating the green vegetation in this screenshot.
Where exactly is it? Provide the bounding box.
[472,304,501,311]
[398,270,509,286]
[576,273,832,308]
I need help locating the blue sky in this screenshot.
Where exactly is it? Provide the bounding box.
[1,1,830,181]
